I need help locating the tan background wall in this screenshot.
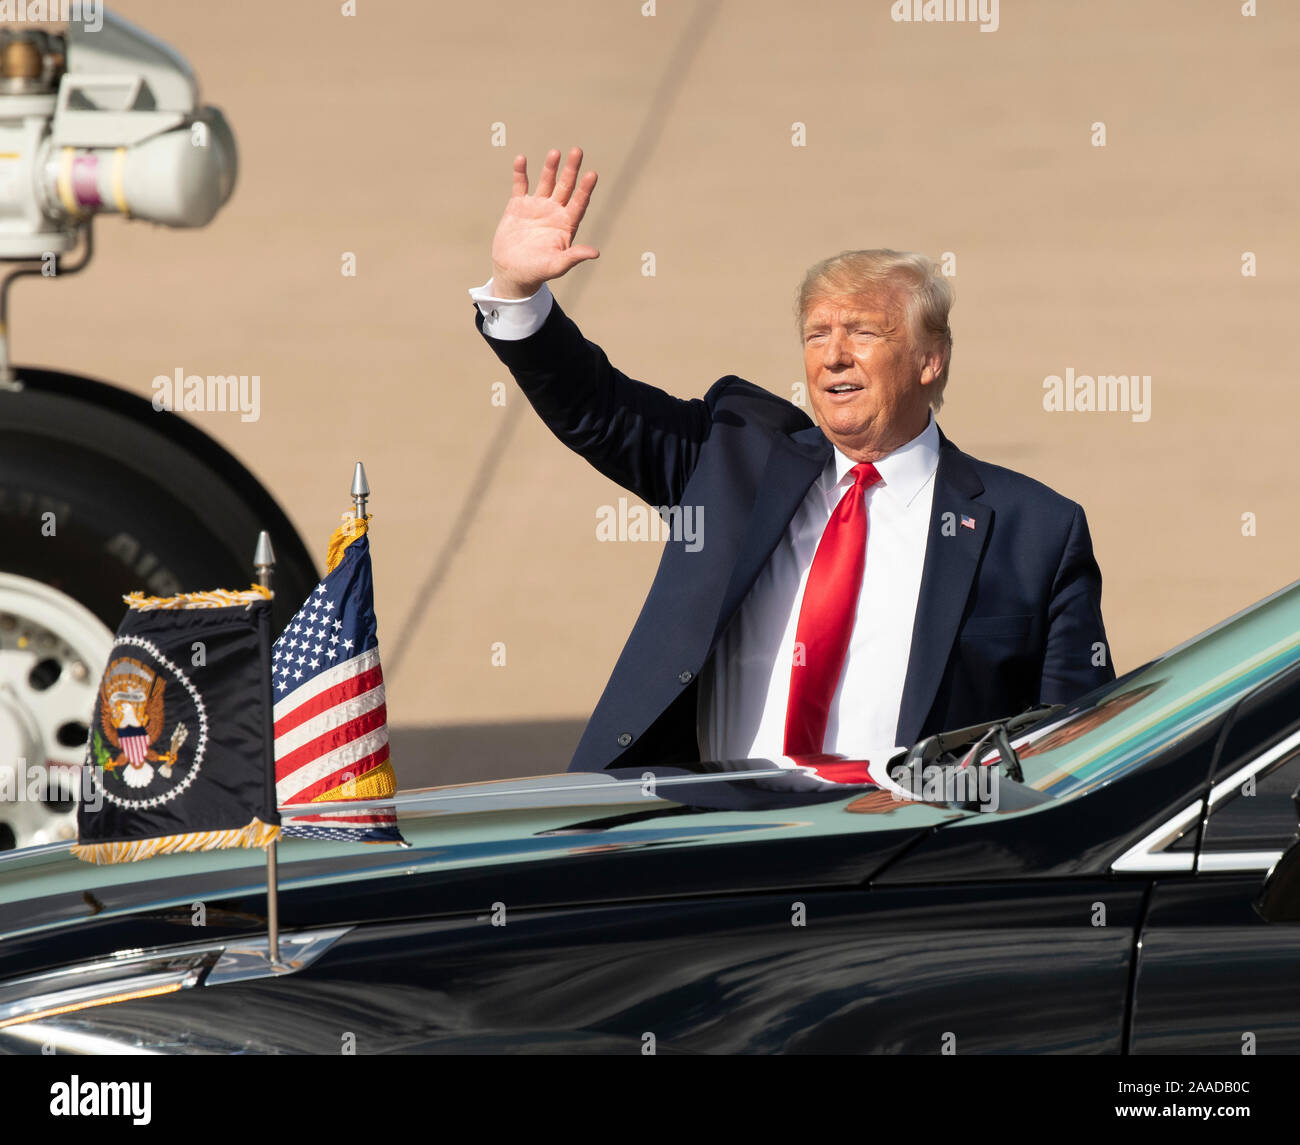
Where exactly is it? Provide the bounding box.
[18,0,1299,780]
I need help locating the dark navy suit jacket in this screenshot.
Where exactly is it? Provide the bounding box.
[476,297,1115,773]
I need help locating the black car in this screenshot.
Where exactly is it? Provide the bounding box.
[2,581,1300,1054]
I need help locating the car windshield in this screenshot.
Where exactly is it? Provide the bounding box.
[976,579,1300,801]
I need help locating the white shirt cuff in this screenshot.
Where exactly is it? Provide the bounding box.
[469,278,554,340]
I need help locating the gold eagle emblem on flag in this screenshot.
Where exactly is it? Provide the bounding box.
[96,656,189,789]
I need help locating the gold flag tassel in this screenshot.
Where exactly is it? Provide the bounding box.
[122,584,273,611]
[71,818,281,865]
[324,513,369,574]
[311,762,397,802]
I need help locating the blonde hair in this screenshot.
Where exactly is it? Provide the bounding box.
[794,249,955,409]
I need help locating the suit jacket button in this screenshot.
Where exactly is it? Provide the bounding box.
[617,732,633,747]
[678,670,693,684]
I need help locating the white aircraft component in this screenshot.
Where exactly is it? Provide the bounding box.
[0,6,236,259]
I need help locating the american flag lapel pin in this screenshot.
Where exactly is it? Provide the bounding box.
[960,514,976,530]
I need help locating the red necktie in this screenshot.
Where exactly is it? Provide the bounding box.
[783,461,881,757]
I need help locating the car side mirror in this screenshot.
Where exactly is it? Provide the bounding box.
[1255,834,1300,923]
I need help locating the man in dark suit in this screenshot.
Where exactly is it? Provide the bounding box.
[471,147,1114,774]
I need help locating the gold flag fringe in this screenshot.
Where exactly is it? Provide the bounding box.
[324,513,370,574]
[72,818,280,865]
[123,584,274,611]
[310,758,397,802]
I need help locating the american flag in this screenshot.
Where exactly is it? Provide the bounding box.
[272,528,402,843]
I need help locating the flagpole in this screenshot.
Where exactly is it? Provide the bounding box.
[254,529,281,966]
[352,460,369,521]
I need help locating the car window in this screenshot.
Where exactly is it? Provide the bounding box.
[1202,748,1300,853]
[1199,661,1300,855]
[982,582,1300,802]
[1212,662,1300,782]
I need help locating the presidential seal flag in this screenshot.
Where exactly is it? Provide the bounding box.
[72,586,281,864]
[273,514,402,843]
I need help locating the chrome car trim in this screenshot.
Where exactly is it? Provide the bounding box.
[0,1022,161,1055]
[205,925,352,985]
[1198,850,1285,872]
[0,952,209,1028]
[1110,801,1200,873]
[0,924,352,1027]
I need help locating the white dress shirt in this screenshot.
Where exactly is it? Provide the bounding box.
[469,277,940,762]
[698,419,938,762]
[469,278,554,337]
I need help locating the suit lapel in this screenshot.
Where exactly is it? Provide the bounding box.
[709,425,830,646]
[706,422,989,749]
[895,431,991,746]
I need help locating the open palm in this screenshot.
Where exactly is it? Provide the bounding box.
[491,147,599,297]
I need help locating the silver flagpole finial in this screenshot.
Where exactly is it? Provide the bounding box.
[351,461,369,520]
[253,530,276,584]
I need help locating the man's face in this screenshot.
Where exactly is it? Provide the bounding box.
[801,287,939,460]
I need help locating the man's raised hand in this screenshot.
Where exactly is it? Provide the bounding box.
[490,147,599,299]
